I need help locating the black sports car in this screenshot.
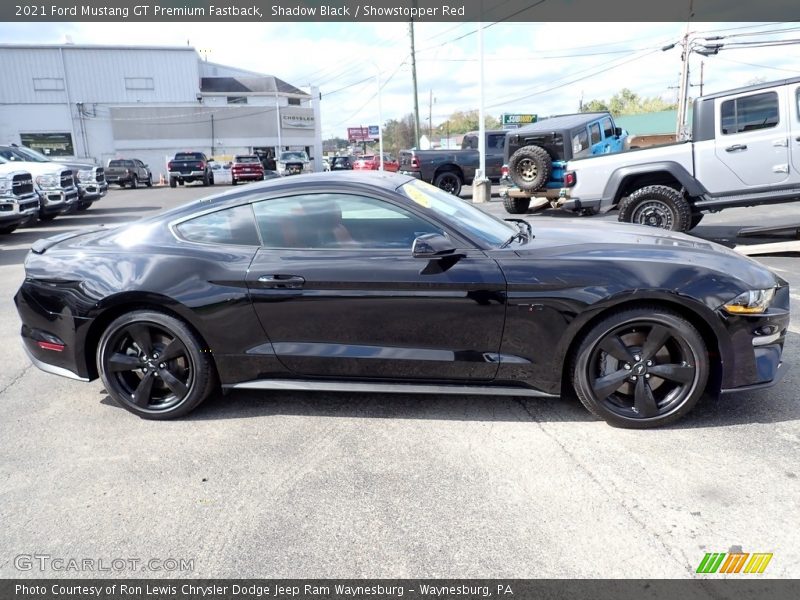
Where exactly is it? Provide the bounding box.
[15,172,789,427]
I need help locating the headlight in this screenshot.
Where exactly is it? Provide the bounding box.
[722,288,776,314]
[35,174,58,188]
[0,177,11,195]
[77,169,94,182]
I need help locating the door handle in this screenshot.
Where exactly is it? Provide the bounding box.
[725,144,748,152]
[257,274,305,289]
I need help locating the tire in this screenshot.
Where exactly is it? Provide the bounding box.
[618,185,691,232]
[503,196,530,214]
[0,223,19,234]
[146,174,153,187]
[433,170,462,196]
[179,179,185,186]
[169,177,177,188]
[508,145,551,193]
[39,212,57,222]
[76,201,91,211]
[209,173,215,186]
[130,175,138,189]
[231,177,238,186]
[97,310,216,420]
[202,172,210,187]
[570,306,708,429]
[689,213,704,229]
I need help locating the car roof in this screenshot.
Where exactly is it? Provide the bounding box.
[512,112,611,134]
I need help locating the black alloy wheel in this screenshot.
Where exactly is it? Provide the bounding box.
[97,311,215,419]
[433,171,462,196]
[131,175,138,189]
[571,307,708,428]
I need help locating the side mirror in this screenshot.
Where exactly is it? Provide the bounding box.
[615,127,623,137]
[412,233,458,258]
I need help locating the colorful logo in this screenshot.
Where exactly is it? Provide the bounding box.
[696,552,773,574]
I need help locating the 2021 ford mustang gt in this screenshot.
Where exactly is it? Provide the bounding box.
[15,172,789,427]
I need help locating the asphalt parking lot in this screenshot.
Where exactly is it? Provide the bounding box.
[1,181,798,579]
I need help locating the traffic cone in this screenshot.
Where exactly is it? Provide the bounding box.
[159,173,166,185]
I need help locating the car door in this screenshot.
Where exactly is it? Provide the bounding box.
[787,84,800,181]
[713,89,789,188]
[485,133,506,178]
[245,190,507,381]
[601,117,624,153]
[589,122,606,155]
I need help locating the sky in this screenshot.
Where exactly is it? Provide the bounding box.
[1,20,799,139]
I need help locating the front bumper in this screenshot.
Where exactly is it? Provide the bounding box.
[78,180,108,201]
[717,286,791,394]
[0,191,40,225]
[37,185,78,215]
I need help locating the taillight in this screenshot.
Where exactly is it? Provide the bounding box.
[501,165,509,178]
[563,171,576,187]
[37,341,64,352]
[197,161,206,169]
[167,161,174,169]
[410,157,420,169]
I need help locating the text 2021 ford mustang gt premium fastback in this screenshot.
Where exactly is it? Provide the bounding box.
[15,172,789,427]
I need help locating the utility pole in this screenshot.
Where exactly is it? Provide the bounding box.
[408,20,421,149]
[428,89,433,144]
[211,113,215,156]
[699,61,704,97]
[675,0,694,140]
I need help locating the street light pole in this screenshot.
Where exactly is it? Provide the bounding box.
[377,66,384,171]
[477,22,486,180]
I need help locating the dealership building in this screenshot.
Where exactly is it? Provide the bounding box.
[0,43,322,177]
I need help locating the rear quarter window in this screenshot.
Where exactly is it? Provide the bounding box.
[175,204,260,246]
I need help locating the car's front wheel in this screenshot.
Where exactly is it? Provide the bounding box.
[97,311,216,419]
[571,307,708,428]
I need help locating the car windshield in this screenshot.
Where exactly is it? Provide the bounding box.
[175,153,204,161]
[108,160,133,167]
[236,156,261,164]
[399,180,516,246]
[0,147,45,162]
[10,146,51,162]
[359,156,375,161]
[280,152,308,161]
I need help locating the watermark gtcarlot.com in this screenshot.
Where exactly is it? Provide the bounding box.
[14,554,194,573]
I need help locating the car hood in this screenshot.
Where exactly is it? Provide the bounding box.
[0,160,69,176]
[511,219,784,290]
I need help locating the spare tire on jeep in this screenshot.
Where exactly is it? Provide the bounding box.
[508,145,552,193]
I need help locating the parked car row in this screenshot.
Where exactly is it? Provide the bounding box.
[0,144,107,235]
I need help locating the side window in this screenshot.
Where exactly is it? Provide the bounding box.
[720,91,779,135]
[572,129,589,157]
[796,88,800,120]
[589,123,602,145]
[487,134,505,150]
[252,193,443,249]
[175,204,260,246]
[602,117,615,138]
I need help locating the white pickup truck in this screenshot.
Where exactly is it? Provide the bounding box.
[558,76,800,231]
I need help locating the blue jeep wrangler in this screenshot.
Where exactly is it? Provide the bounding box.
[500,112,628,214]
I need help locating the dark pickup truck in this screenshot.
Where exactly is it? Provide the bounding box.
[398,130,507,195]
[168,152,214,187]
[106,158,153,188]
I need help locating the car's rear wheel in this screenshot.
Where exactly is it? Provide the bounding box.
[503,196,530,214]
[618,185,691,232]
[433,170,462,196]
[0,224,19,234]
[169,177,177,188]
[146,174,153,187]
[571,307,708,428]
[231,177,238,186]
[130,175,138,189]
[97,311,215,419]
